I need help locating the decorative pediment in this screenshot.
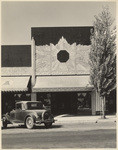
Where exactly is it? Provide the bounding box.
[58,36,68,44]
[36,36,90,75]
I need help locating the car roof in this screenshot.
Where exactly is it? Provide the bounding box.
[16,101,40,104]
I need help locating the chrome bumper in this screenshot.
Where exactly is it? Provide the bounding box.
[35,118,56,124]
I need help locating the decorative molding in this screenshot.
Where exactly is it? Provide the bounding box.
[33,87,93,92]
[1,67,32,76]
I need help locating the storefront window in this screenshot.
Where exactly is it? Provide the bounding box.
[77,92,91,109]
[14,93,31,102]
[37,93,51,111]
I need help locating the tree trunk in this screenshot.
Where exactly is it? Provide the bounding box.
[101,96,106,119]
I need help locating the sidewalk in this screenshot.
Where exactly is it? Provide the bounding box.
[1,114,116,128]
[55,114,117,123]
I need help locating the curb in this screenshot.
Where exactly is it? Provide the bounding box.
[56,119,116,123]
[55,116,116,123]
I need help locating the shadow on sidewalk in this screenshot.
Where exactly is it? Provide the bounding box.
[2,124,62,130]
[55,114,93,118]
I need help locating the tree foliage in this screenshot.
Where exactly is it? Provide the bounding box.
[89,7,116,98]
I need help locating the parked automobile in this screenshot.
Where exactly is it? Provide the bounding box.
[2,101,55,129]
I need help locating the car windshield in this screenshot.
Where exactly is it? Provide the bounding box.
[27,102,44,110]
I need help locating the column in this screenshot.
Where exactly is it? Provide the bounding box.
[91,90,96,115]
[96,91,102,114]
[31,37,37,101]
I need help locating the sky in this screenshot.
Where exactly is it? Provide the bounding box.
[1,1,116,45]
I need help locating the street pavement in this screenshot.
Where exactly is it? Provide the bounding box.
[2,114,117,149]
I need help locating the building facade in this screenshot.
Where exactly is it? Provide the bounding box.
[1,27,116,115]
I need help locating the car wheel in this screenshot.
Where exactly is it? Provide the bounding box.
[25,117,34,129]
[44,122,52,128]
[2,117,7,128]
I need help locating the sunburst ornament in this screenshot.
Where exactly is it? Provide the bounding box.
[50,36,76,74]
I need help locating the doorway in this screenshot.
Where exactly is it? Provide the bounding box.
[51,92,77,115]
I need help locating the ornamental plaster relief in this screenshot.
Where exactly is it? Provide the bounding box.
[36,37,90,75]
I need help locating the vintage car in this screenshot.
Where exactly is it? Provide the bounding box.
[2,101,55,129]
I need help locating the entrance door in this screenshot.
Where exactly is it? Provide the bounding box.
[58,93,71,114]
[51,92,77,115]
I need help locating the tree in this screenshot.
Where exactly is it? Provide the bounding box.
[89,7,116,118]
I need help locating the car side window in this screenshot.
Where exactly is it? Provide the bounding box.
[16,104,22,110]
[22,104,26,110]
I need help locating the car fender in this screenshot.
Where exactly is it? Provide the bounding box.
[2,113,11,124]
